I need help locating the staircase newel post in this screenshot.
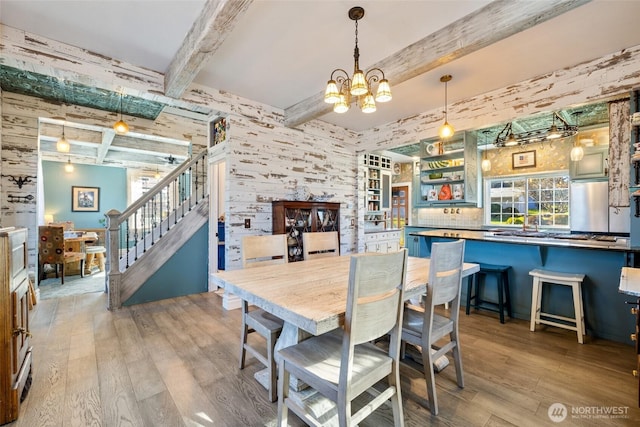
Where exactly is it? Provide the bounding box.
[106,209,122,310]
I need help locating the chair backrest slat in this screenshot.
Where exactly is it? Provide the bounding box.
[302,231,339,260]
[242,234,289,268]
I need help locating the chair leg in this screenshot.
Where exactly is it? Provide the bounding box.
[451,331,464,388]
[277,359,289,427]
[465,274,475,315]
[239,301,249,369]
[421,342,438,415]
[268,330,277,402]
[530,278,542,331]
[61,263,65,285]
[497,274,505,324]
[572,283,584,344]
[504,270,513,318]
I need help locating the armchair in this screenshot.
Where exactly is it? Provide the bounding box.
[38,226,85,284]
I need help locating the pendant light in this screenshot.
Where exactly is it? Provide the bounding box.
[64,157,74,173]
[438,74,455,139]
[113,93,129,134]
[481,130,492,172]
[323,6,392,114]
[154,166,161,180]
[56,124,70,152]
[570,111,584,161]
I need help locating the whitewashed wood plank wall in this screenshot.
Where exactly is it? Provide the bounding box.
[2,20,640,279]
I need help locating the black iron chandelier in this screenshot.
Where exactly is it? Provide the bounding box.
[323,6,392,114]
[494,112,578,147]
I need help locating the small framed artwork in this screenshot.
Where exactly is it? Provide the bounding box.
[512,150,536,169]
[72,186,100,212]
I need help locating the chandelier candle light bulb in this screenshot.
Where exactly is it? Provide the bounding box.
[323,6,392,114]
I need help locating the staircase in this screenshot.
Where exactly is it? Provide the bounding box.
[106,150,209,310]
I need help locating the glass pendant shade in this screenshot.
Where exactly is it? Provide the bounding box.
[361,93,376,113]
[439,121,454,139]
[56,136,70,153]
[547,124,561,139]
[504,133,518,146]
[350,70,367,96]
[570,145,584,161]
[114,119,129,134]
[375,79,392,102]
[64,158,74,173]
[324,80,340,103]
[481,158,492,172]
[333,94,350,113]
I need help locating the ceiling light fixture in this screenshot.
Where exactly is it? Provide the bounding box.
[438,74,455,139]
[154,166,161,180]
[494,112,577,147]
[570,111,584,162]
[481,130,492,172]
[113,93,129,134]
[64,157,74,173]
[56,124,70,153]
[324,6,391,114]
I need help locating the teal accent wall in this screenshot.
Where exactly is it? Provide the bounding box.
[42,161,127,228]
[123,223,209,306]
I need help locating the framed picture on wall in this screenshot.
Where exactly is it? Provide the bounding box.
[512,150,536,169]
[72,186,100,212]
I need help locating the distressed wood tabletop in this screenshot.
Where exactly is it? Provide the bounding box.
[212,255,479,336]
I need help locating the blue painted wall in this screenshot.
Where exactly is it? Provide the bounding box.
[123,223,209,306]
[42,161,127,228]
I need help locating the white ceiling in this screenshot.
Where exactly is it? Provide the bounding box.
[2,0,640,132]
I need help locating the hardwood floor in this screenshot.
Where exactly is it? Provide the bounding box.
[9,290,640,426]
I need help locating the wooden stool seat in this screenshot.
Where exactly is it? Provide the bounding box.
[466,263,512,323]
[529,268,586,344]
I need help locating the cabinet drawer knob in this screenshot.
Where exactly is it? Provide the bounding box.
[631,333,637,342]
[632,307,638,315]
[633,370,638,378]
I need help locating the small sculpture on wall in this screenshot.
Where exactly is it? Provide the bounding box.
[1,174,36,189]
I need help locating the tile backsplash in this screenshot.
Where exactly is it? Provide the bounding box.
[415,207,483,228]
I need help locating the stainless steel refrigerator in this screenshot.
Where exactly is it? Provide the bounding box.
[570,180,629,233]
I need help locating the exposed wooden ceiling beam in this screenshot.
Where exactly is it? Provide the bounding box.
[284,0,592,128]
[164,0,254,98]
[96,130,116,164]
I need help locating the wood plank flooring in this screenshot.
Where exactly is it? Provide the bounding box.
[8,290,640,426]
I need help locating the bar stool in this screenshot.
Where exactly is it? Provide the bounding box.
[465,263,512,323]
[529,269,586,344]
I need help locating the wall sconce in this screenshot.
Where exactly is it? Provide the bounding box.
[113,93,129,134]
[56,124,70,152]
[438,74,455,139]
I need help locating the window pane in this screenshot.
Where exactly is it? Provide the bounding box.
[485,173,569,228]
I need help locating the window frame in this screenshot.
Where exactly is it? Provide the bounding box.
[483,171,570,229]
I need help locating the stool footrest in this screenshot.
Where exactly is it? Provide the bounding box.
[537,317,580,332]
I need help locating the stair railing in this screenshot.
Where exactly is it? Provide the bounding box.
[106,149,208,276]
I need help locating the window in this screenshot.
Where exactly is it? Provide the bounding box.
[485,174,569,228]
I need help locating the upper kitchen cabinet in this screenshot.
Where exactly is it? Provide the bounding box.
[415,131,478,207]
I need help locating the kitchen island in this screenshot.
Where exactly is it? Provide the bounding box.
[410,228,636,344]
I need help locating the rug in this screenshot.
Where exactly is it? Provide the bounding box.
[37,270,106,300]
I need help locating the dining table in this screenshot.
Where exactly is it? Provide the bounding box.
[211,253,480,391]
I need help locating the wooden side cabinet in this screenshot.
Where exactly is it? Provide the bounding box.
[0,227,32,425]
[272,201,340,262]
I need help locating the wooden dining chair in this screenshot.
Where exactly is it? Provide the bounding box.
[277,249,408,427]
[239,234,288,402]
[401,239,465,415]
[302,231,339,260]
[38,225,85,284]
